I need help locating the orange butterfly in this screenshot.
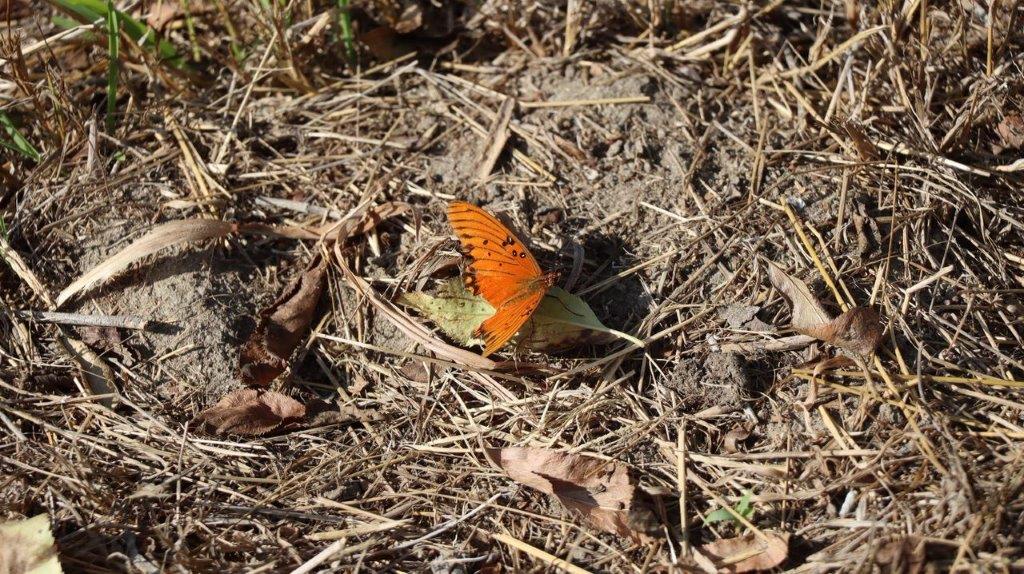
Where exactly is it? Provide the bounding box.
[448,201,558,357]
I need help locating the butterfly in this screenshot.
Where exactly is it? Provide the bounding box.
[448,201,558,357]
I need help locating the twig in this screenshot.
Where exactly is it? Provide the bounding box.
[476,97,515,182]
[519,96,650,109]
[15,310,151,331]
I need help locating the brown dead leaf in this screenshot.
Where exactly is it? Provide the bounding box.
[996,114,1024,150]
[194,389,306,435]
[700,531,789,573]
[485,447,660,542]
[765,260,831,331]
[239,256,327,386]
[765,260,882,356]
[359,26,414,61]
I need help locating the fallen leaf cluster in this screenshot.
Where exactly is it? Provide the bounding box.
[190,203,408,436]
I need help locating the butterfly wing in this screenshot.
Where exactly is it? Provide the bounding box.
[447,201,548,356]
[476,289,547,356]
[447,201,542,306]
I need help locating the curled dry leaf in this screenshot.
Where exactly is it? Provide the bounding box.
[700,531,789,573]
[56,219,237,307]
[400,279,630,354]
[723,423,754,454]
[485,447,660,542]
[194,389,306,435]
[0,514,63,574]
[804,306,882,356]
[239,256,327,386]
[765,260,882,356]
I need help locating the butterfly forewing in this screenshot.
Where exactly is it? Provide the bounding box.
[447,201,550,356]
[447,201,542,305]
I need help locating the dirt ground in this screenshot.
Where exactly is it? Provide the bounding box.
[2,0,1024,572]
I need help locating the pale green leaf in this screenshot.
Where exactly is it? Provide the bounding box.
[398,278,491,346]
[522,286,643,351]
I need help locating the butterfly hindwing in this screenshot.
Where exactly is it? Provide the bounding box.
[476,289,546,357]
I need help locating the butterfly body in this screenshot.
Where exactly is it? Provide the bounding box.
[447,201,558,356]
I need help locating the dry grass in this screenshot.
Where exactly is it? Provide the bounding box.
[2,0,1024,572]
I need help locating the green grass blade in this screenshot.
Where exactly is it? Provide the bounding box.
[105,0,120,133]
[337,0,355,61]
[49,0,186,68]
[0,111,41,161]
